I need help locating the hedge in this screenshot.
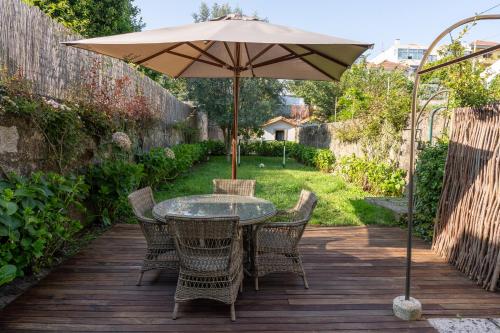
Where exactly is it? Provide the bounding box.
[239,141,336,172]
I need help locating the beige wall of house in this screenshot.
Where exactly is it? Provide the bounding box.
[262,121,297,141]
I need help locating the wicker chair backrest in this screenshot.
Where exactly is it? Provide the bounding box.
[294,190,318,222]
[168,216,241,273]
[128,187,172,249]
[213,179,256,197]
[128,186,156,222]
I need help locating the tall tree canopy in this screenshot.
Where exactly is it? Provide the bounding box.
[24,0,144,37]
[182,2,284,146]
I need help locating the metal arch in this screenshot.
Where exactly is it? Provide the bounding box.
[405,14,500,301]
[415,89,450,128]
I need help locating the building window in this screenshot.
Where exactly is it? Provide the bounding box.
[398,48,425,60]
[275,130,285,141]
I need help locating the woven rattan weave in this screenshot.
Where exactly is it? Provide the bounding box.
[253,190,317,290]
[168,215,244,321]
[213,179,256,197]
[128,187,178,286]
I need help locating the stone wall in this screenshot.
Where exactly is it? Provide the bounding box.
[0,0,195,151]
[298,111,449,169]
[0,115,50,175]
[298,121,363,157]
[0,0,213,174]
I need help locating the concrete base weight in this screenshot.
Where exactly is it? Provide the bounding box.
[393,296,422,321]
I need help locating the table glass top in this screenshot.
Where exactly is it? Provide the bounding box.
[152,194,276,225]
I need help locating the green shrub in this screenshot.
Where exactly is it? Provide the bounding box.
[414,140,449,241]
[136,147,177,188]
[313,149,336,172]
[201,140,226,156]
[336,155,406,196]
[172,143,208,172]
[0,172,88,283]
[239,141,335,172]
[86,160,144,224]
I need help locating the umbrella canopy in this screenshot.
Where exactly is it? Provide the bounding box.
[64,14,372,177]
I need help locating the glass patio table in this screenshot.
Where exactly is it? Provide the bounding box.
[152,194,276,275]
[152,194,277,226]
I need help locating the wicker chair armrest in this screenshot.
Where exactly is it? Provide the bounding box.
[138,215,157,224]
[258,218,308,229]
[265,209,298,222]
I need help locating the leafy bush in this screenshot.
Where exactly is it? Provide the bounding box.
[86,160,144,225]
[88,141,222,224]
[136,147,177,189]
[172,143,209,172]
[414,140,449,241]
[0,172,88,284]
[201,140,226,156]
[336,155,406,196]
[239,141,335,172]
[313,149,336,172]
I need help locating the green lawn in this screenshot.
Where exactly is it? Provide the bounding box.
[156,156,396,227]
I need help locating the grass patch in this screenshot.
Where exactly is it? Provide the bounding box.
[156,156,396,227]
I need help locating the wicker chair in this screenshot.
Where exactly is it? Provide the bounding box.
[169,215,244,321]
[128,187,178,286]
[213,179,256,197]
[253,190,317,291]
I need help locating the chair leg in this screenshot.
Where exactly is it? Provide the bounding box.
[230,303,236,321]
[254,276,259,291]
[299,259,309,289]
[172,302,179,320]
[302,273,309,289]
[136,271,144,286]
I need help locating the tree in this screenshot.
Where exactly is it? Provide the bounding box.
[24,0,144,37]
[185,2,283,149]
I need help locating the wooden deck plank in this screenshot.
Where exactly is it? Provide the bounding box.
[1,225,499,332]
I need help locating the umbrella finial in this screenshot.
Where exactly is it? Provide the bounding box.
[211,13,259,21]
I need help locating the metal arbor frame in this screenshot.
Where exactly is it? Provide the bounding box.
[404,14,500,301]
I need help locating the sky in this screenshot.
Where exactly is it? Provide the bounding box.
[134,0,500,59]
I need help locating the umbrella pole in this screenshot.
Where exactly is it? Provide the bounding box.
[232,43,241,180]
[232,71,240,179]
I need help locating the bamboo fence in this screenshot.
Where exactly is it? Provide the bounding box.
[432,104,500,292]
[0,0,193,148]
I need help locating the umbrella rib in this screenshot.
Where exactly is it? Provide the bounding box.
[174,41,219,78]
[244,44,275,68]
[136,42,185,65]
[243,43,255,77]
[186,42,233,68]
[250,51,313,69]
[297,44,350,68]
[223,42,236,67]
[279,44,338,81]
[167,50,224,68]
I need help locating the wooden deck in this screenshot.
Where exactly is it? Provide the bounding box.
[1,225,499,332]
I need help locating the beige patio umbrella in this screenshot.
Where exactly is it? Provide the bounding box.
[64,14,372,178]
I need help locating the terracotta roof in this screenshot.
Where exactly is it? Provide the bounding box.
[262,116,297,127]
[472,40,498,47]
[367,60,409,71]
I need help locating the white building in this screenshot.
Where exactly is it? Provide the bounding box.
[261,116,298,142]
[482,59,500,84]
[371,39,437,70]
